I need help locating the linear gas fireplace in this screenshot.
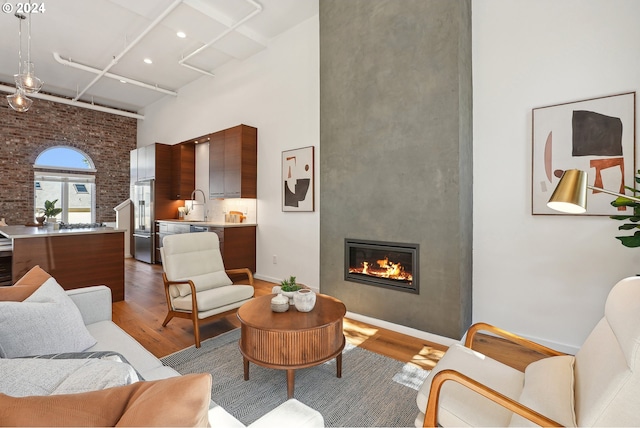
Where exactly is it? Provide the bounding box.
[345,239,419,294]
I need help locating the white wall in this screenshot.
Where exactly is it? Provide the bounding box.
[473,0,640,353]
[137,16,320,289]
[138,1,640,351]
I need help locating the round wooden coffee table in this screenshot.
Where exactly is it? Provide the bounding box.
[237,293,346,398]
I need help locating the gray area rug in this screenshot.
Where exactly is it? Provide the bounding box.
[161,329,429,427]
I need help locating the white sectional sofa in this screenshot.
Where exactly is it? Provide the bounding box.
[68,285,324,428]
[1,282,323,427]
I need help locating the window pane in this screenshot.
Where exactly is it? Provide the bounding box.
[35,147,94,170]
[35,180,62,221]
[68,182,92,223]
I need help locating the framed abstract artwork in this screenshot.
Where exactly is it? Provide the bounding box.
[282,146,314,212]
[532,92,636,215]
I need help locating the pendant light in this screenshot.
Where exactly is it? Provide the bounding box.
[15,2,43,94]
[6,88,33,112]
[6,13,34,112]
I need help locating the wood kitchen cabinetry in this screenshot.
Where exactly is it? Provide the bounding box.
[209,124,257,199]
[210,226,256,272]
[171,142,195,200]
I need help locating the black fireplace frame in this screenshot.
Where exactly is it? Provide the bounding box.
[344,238,419,294]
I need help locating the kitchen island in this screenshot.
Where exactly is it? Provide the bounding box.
[0,225,125,301]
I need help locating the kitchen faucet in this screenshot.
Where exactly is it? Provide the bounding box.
[190,189,208,221]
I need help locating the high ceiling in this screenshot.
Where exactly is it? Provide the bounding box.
[0,0,317,113]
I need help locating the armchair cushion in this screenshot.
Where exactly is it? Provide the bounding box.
[162,232,232,297]
[172,284,254,312]
[509,355,577,427]
[416,344,524,427]
[171,271,233,298]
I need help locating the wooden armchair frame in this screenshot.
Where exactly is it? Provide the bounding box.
[422,322,566,427]
[162,267,254,348]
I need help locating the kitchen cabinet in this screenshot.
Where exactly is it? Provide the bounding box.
[130,144,157,183]
[171,142,195,200]
[210,225,256,272]
[209,131,225,198]
[209,124,257,199]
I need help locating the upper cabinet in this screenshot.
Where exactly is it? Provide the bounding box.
[130,144,157,183]
[171,143,195,200]
[209,124,257,199]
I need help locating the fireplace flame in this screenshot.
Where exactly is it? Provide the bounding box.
[350,256,412,283]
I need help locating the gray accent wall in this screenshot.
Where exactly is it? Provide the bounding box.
[319,0,472,339]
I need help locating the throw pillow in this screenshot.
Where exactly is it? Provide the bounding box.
[0,277,97,358]
[0,373,212,427]
[0,265,51,302]
[508,355,577,427]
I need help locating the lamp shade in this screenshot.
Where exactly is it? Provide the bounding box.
[15,62,43,94]
[547,169,588,213]
[6,88,32,112]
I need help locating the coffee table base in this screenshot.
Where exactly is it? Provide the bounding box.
[242,346,344,398]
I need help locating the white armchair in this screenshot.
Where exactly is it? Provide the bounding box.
[416,276,640,427]
[160,232,254,347]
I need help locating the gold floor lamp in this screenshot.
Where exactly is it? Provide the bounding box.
[547,169,640,213]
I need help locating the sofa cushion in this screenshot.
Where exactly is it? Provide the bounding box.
[0,373,212,427]
[0,265,51,302]
[0,277,96,358]
[0,357,139,397]
[84,320,180,381]
[509,355,577,427]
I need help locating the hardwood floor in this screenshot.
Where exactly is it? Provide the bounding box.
[114,258,545,372]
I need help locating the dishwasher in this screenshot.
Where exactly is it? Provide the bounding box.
[190,225,208,233]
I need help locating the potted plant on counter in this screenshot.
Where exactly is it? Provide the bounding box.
[43,199,62,224]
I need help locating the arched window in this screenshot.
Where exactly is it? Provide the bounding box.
[34,147,96,223]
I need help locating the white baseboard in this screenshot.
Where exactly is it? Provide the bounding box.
[345,311,459,347]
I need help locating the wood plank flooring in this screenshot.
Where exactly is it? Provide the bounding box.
[113,258,544,372]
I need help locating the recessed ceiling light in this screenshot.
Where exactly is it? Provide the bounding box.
[144,58,153,64]
[177,31,186,38]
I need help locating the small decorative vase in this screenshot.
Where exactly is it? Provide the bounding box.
[271,294,289,313]
[293,289,316,312]
[281,290,296,305]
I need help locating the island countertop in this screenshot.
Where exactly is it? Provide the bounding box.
[0,225,123,239]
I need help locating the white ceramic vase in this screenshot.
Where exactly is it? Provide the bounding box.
[293,289,316,312]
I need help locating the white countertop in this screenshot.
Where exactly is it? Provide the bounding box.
[0,225,124,239]
[157,219,257,228]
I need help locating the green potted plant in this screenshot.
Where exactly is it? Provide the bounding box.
[43,199,62,223]
[277,275,302,304]
[610,170,640,247]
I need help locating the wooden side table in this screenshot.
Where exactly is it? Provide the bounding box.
[237,293,347,398]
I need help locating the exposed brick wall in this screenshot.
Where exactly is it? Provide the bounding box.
[0,96,136,225]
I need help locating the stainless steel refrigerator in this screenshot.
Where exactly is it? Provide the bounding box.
[132,179,155,263]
